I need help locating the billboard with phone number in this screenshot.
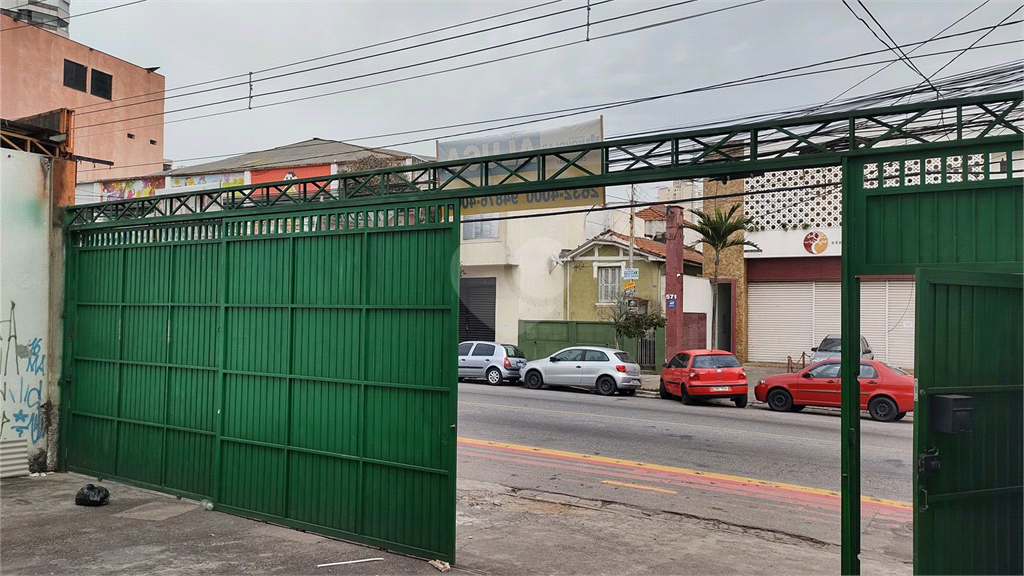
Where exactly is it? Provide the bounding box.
[437,119,604,216]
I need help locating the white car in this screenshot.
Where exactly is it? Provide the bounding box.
[458,341,527,384]
[522,346,642,396]
[810,334,874,364]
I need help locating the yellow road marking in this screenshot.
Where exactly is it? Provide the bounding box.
[601,480,677,494]
[458,436,912,509]
[458,400,903,452]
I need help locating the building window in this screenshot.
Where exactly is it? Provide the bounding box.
[63,59,87,92]
[598,266,620,303]
[463,214,498,240]
[91,69,112,100]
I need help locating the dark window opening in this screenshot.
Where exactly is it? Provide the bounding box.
[127,133,135,139]
[150,139,158,145]
[90,69,112,100]
[63,59,87,92]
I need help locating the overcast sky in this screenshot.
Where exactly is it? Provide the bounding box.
[66,0,1022,202]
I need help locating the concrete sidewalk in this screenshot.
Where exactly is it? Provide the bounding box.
[2,472,911,575]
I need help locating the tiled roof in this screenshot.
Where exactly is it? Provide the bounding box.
[162,138,430,176]
[635,204,694,226]
[596,230,703,265]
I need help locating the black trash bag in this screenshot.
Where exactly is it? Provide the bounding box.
[75,484,110,506]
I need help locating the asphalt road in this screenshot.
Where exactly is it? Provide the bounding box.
[456,381,915,563]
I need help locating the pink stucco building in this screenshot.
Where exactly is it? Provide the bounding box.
[1,13,165,185]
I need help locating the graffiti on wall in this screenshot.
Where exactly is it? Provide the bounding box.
[1,302,47,444]
[102,177,165,202]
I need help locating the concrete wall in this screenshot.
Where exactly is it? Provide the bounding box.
[1,14,165,181]
[0,149,67,472]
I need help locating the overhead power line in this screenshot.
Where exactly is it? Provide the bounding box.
[73,0,757,127]
[74,52,1022,178]
[844,0,942,94]
[73,15,1020,147]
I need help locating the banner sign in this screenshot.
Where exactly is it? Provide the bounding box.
[437,119,605,216]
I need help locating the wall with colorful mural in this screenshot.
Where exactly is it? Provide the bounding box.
[170,172,244,190]
[101,177,165,202]
[0,149,57,473]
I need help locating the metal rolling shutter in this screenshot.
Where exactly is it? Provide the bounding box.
[812,282,842,344]
[860,281,890,364]
[884,280,916,369]
[748,282,815,363]
[459,277,496,342]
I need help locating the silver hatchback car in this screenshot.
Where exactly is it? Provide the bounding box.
[522,346,642,396]
[458,341,528,384]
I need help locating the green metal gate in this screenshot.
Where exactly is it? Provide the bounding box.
[844,138,1023,574]
[61,201,460,562]
[913,270,1022,575]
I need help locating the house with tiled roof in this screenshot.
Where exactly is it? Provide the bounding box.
[560,228,712,345]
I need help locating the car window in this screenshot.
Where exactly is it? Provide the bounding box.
[458,342,473,356]
[808,362,841,378]
[584,350,609,362]
[503,345,525,358]
[861,337,869,351]
[859,363,878,379]
[552,349,584,362]
[818,337,842,352]
[668,353,688,368]
[615,351,636,364]
[472,343,495,357]
[692,354,741,369]
[885,363,910,376]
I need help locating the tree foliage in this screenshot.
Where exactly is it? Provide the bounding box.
[601,295,666,348]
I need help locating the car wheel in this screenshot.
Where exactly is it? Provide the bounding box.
[596,376,618,396]
[893,411,907,421]
[658,380,672,400]
[524,371,544,390]
[868,396,899,422]
[766,389,793,412]
[620,389,636,396]
[733,395,748,408]
[485,368,502,385]
[679,383,695,405]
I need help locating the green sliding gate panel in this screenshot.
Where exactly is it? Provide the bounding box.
[913,270,1022,576]
[844,138,1023,575]
[62,202,461,562]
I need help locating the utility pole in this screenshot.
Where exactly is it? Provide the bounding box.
[628,184,635,267]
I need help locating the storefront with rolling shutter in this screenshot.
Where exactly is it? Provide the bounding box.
[747,277,915,369]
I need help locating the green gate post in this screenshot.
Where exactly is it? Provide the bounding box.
[840,156,862,575]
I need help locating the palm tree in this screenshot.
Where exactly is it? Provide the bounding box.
[682,203,758,350]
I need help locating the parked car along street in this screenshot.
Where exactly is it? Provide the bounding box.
[458,341,528,384]
[809,334,874,365]
[754,359,913,422]
[522,346,642,396]
[659,349,749,407]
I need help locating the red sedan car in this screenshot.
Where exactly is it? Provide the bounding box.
[754,359,913,422]
[659,349,748,408]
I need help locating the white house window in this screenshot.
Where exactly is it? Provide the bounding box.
[598,266,620,303]
[463,214,498,240]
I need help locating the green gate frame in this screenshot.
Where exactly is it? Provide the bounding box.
[60,91,1023,570]
[61,201,461,562]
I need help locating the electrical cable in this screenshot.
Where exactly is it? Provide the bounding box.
[74,0,693,118]
[841,0,940,94]
[72,17,1021,146]
[74,55,1022,181]
[70,0,570,112]
[901,3,1024,101]
[807,0,992,116]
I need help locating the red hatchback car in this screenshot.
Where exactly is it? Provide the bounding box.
[753,359,913,422]
[659,349,748,408]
